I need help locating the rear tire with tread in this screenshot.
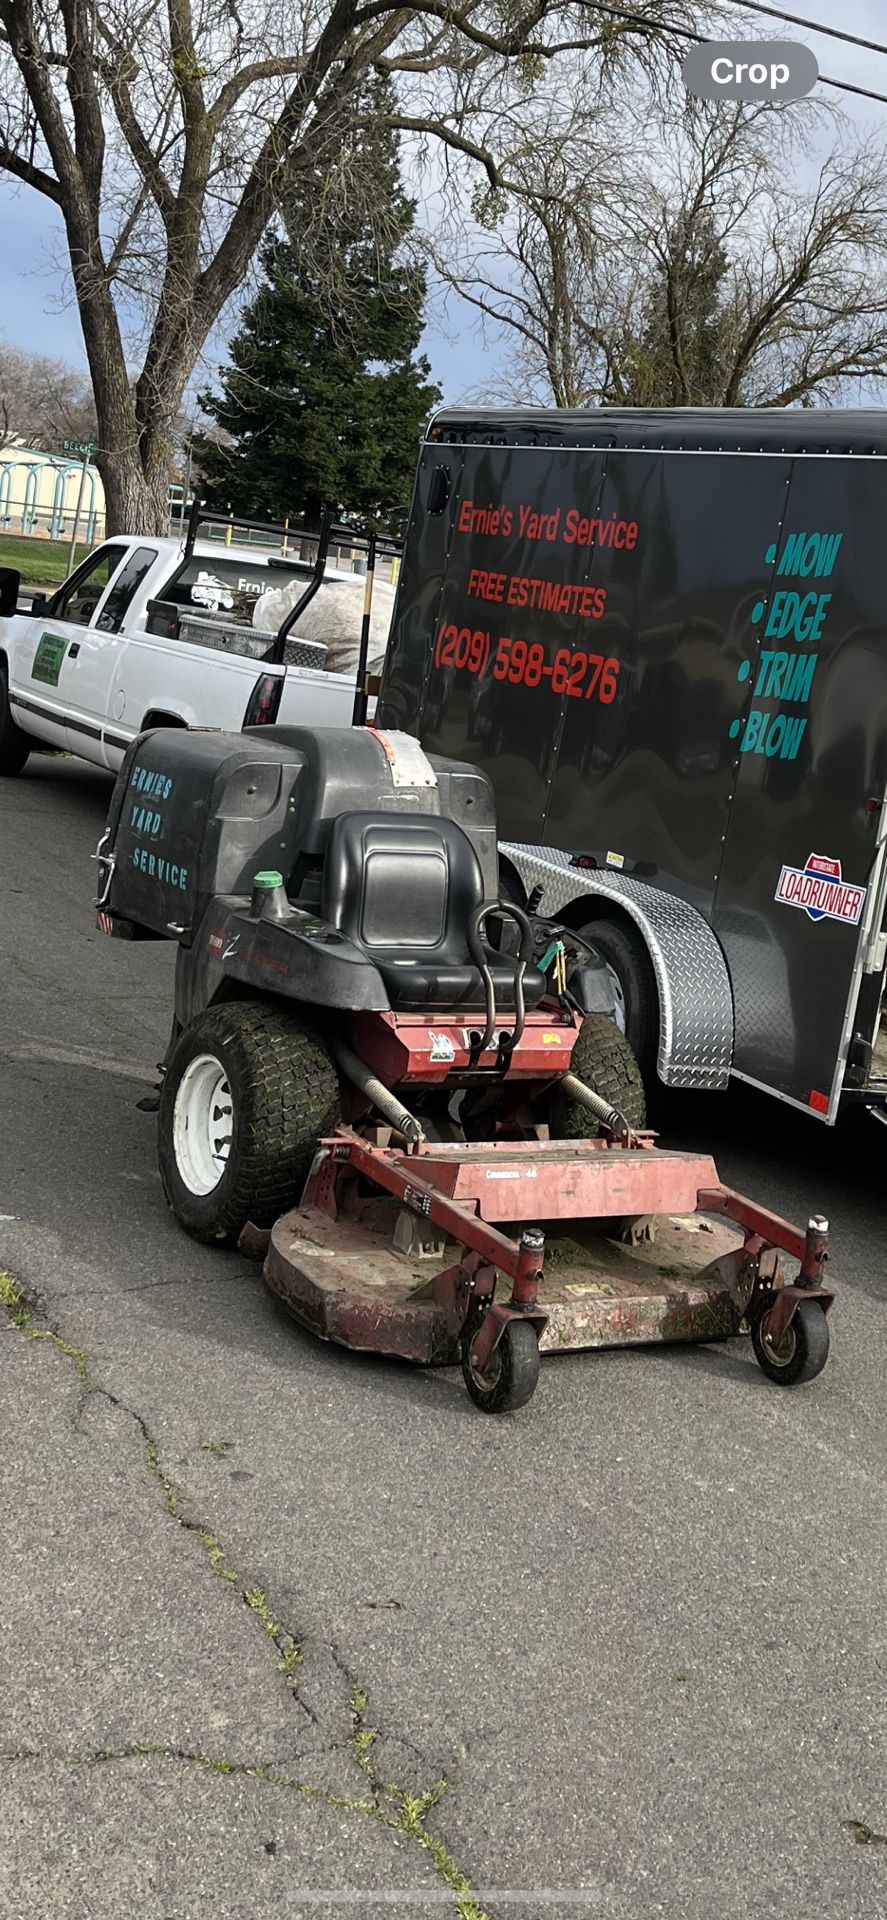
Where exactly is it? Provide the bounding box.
[576,917,658,1075]
[0,662,30,775]
[551,1013,647,1140]
[158,1000,340,1245]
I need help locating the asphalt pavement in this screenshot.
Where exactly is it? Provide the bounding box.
[1,753,885,1920]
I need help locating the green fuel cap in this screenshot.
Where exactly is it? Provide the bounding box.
[253,869,284,889]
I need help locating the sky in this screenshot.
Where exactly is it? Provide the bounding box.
[1,1,887,410]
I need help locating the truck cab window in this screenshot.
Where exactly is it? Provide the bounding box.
[94,546,159,633]
[52,546,123,627]
[162,554,313,627]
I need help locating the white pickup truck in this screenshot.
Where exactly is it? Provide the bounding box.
[0,530,387,776]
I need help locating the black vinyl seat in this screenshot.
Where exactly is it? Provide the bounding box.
[321,812,545,1013]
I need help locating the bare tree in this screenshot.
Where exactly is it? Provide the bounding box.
[0,340,97,447]
[0,1,705,532]
[443,102,887,409]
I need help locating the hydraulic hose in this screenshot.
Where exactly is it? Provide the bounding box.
[467,900,534,1054]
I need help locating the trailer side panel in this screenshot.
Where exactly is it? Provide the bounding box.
[712,457,887,1114]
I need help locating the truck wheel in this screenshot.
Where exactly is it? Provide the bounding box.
[551,1012,647,1140]
[576,917,658,1074]
[0,663,30,775]
[158,1001,341,1245]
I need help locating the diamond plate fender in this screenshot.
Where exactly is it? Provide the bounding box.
[501,844,734,1090]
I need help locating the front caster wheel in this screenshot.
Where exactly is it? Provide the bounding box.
[751,1298,829,1386]
[460,1316,541,1413]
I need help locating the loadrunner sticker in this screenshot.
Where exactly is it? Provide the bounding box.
[775,853,865,926]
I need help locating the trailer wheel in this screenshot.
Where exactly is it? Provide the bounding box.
[551,1013,647,1140]
[751,1298,829,1386]
[158,1001,340,1245]
[576,918,658,1073]
[0,663,30,775]
[461,1316,541,1413]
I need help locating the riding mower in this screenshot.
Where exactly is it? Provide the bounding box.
[95,723,833,1412]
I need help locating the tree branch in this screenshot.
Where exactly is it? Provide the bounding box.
[0,135,62,203]
[58,0,106,203]
[167,0,206,126]
[196,0,361,323]
[94,21,177,223]
[210,55,309,126]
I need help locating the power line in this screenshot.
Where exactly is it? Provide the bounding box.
[726,2,887,61]
[585,2,887,109]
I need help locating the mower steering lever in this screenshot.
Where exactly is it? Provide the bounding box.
[467,900,533,1056]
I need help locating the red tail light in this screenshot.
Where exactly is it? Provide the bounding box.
[242,672,283,728]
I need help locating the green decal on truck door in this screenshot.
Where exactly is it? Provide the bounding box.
[31,633,69,686]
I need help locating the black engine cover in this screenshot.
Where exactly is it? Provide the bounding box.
[99,724,499,943]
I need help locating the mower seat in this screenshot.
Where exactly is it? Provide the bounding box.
[321,812,546,1014]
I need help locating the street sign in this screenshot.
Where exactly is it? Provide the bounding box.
[60,439,98,570]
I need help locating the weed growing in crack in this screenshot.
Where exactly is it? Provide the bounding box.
[196,1527,237,1585]
[278,1643,303,1680]
[0,1271,30,1328]
[145,1439,179,1519]
[348,1685,379,1784]
[0,1272,88,1380]
[393,1785,488,1920]
[351,1727,378,1779]
[244,1587,280,1640]
[241,1591,305,1697]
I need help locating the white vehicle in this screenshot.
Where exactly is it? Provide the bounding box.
[0,515,397,777]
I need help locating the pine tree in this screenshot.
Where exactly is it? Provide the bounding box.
[196,85,440,529]
[621,210,734,407]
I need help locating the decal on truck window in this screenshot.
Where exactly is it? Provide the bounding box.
[31,633,68,686]
[775,854,865,927]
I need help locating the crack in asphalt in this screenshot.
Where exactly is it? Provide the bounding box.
[0,1270,492,1920]
[0,1744,370,1801]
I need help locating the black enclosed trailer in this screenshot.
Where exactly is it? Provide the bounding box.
[376,406,887,1124]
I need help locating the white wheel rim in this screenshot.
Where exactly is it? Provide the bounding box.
[605,963,627,1035]
[173,1052,234,1196]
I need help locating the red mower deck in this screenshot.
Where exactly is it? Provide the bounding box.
[263,1129,833,1407]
